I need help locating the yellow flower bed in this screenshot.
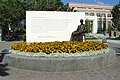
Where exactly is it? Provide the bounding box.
[11,41,108,54]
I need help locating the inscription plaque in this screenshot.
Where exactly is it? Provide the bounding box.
[26,11,85,42]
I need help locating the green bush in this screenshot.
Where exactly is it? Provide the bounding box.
[22,34,26,41]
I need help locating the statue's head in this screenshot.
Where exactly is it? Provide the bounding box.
[80,19,84,24]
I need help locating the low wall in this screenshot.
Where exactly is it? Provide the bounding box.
[2,49,116,72]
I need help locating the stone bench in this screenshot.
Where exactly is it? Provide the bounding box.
[0,49,10,61]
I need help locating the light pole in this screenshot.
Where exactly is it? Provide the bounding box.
[0,26,2,41]
[8,23,11,40]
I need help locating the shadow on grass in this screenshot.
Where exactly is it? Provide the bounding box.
[0,64,9,76]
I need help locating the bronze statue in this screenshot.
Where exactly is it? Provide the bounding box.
[70,19,87,42]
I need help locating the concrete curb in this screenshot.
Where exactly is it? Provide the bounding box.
[2,49,116,72]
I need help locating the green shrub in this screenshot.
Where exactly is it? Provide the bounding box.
[22,34,26,41]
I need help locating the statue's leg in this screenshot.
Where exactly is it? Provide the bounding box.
[79,36,83,42]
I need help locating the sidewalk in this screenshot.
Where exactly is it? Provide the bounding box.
[95,39,120,45]
[107,40,120,44]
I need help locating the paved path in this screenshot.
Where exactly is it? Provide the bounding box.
[0,40,120,80]
[107,40,120,44]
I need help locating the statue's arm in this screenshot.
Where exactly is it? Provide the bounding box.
[82,25,87,33]
[76,25,82,33]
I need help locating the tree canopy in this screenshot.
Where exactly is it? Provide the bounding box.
[111,2,120,31]
[0,0,67,27]
[0,0,71,40]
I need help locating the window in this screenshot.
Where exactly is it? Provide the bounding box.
[85,20,93,33]
[77,7,86,9]
[88,7,91,9]
[97,21,102,33]
[97,13,101,17]
[102,13,106,17]
[90,13,94,16]
[94,8,97,10]
[85,13,89,16]
[97,21,106,33]
[97,21,101,26]
[102,21,106,31]
[105,8,112,10]
[107,14,112,17]
[94,8,103,10]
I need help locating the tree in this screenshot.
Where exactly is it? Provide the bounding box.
[111,2,120,31]
[0,0,65,27]
[0,0,66,40]
[0,0,33,40]
[57,3,74,11]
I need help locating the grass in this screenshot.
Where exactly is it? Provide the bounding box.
[86,38,98,40]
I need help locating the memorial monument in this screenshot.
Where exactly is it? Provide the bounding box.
[26,11,85,42]
[70,19,87,42]
[1,11,116,72]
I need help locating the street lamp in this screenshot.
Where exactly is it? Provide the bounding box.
[0,27,2,41]
[8,23,11,40]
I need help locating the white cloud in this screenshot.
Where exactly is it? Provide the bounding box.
[94,0,105,4]
[97,1,104,4]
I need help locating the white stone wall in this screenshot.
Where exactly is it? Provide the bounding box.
[26,11,85,42]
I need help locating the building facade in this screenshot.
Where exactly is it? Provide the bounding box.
[69,3,113,34]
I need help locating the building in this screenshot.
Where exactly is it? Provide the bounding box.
[69,3,113,34]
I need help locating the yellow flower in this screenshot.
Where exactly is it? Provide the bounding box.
[11,41,108,54]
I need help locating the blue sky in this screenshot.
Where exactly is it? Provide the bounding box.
[61,0,119,5]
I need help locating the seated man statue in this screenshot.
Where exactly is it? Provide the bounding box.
[70,19,87,42]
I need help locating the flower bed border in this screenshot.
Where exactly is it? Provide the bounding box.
[9,48,110,57]
[2,49,116,72]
